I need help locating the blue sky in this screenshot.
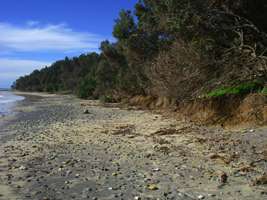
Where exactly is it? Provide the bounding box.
[0,0,137,88]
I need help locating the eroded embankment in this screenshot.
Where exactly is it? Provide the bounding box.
[127,94,267,127]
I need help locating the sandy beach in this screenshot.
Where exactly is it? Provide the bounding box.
[0,93,266,200]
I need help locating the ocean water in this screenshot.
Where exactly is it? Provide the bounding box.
[0,91,25,116]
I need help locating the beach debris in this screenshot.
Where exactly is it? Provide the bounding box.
[151,128,178,136]
[217,171,228,184]
[208,153,233,164]
[252,174,267,185]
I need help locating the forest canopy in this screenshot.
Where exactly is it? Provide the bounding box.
[13,0,267,100]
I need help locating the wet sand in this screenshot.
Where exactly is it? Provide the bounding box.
[0,93,266,200]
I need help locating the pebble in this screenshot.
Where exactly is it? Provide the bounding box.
[198,195,205,199]
[208,193,216,197]
[112,172,118,176]
[19,166,27,170]
[147,184,159,190]
[153,168,160,172]
[83,109,90,114]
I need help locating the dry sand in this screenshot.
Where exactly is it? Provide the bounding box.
[0,93,266,200]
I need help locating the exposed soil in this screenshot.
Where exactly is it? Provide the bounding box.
[0,94,266,200]
[127,94,267,127]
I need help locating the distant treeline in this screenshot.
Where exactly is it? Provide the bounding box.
[13,0,267,100]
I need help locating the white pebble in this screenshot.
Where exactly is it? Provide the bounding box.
[198,195,205,199]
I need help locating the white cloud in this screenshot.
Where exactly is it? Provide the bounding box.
[0,58,50,72]
[0,58,51,85]
[0,22,103,52]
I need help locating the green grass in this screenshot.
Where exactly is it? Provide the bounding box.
[261,87,267,95]
[206,81,264,98]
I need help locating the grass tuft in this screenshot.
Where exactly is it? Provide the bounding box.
[206,81,264,98]
[261,87,267,95]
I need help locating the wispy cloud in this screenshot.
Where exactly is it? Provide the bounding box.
[0,58,50,83]
[0,21,105,87]
[0,58,50,72]
[0,22,103,52]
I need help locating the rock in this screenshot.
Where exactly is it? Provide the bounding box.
[147,184,159,190]
[198,195,205,199]
[112,172,118,176]
[19,166,27,170]
[66,170,72,176]
[208,194,216,197]
[75,173,80,178]
[153,168,160,172]
[83,109,90,114]
[134,196,141,200]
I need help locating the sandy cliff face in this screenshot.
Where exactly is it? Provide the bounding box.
[127,94,267,127]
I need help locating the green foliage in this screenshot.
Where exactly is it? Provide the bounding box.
[206,81,264,98]
[113,10,136,40]
[13,1,267,101]
[261,87,267,95]
[78,77,97,99]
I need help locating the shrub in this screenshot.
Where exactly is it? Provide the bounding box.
[206,81,264,97]
[261,87,267,95]
[78,77,96,99]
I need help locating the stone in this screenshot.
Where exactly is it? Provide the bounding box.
[153,168,160,172]
[112,172,118,176]
[19,166,27,170]
[147,184,159,190]
[83,109,90,114]
[197,195,205,199]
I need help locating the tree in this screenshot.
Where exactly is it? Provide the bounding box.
[113,10,136,40]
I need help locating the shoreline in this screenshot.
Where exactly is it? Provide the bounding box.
[0,93,266,200]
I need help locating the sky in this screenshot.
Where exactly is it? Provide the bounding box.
[0,0,137,88]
